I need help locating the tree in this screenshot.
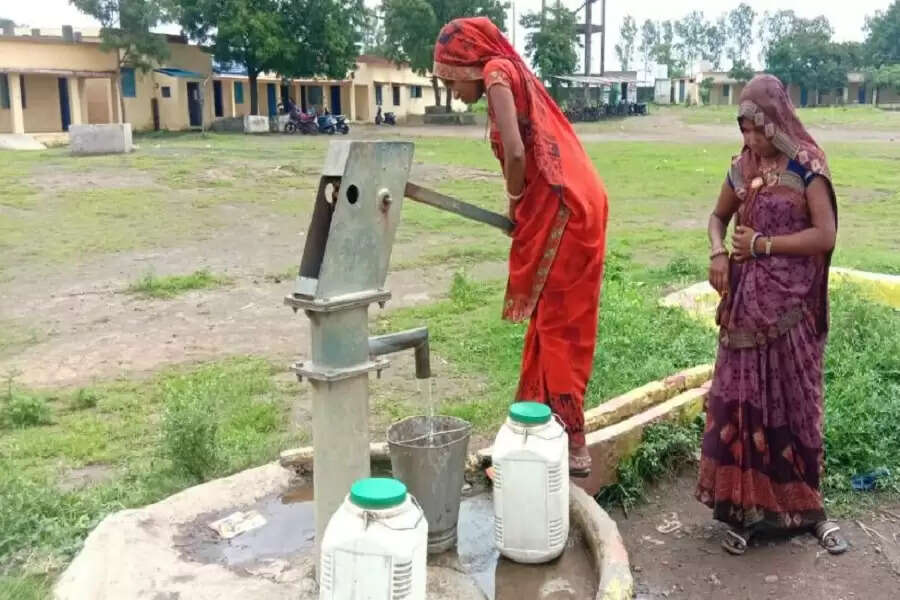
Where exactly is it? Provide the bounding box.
[520,5,577,99]
[614,15,637,71]
[703,16,727,71]
[675,10,705,75]
[654,20,683,78]
[383,0,507,110]
[0,18,15,29]
[765,18,848,103]
[757,10,797,65]
[70,0,171,122]
[361,7,390,55]
[638,20,658,78]
[699,76,714,104]
[728,59,754,83]
[864,0,900,67]
[174,0,285,115]
[873,64,900,93]
[726,2,755,65]
[278,0,365,81]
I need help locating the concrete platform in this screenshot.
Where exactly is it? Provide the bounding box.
[0,133,46,150]
[69,124,133,155]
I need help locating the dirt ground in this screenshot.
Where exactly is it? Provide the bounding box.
[615,473,900,600]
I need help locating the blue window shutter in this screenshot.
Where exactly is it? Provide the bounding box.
[234,81,244,104]
[0,74,9,109]
[121,68,136,98]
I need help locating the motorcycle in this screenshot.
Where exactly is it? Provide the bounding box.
[334,114,350,135]
[375,106,396,125]
[317,112,337,135]
[284,109,318,135]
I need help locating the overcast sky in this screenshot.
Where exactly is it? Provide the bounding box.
[4,0,893,72]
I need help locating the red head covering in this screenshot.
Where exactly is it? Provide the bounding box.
[433,17,574,188]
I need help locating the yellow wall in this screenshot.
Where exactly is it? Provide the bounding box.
[0,38,117,72]
[85,78,111,123]
[21,74,63,133]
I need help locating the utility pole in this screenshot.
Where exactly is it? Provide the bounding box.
[584,0,592,100]
[600,0,606,75]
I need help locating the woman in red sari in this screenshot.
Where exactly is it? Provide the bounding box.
[433,17,608,476]
[698,75,847,555]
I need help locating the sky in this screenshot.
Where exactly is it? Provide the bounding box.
[4,0,894,73]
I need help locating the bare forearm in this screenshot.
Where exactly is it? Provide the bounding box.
[756,227,835,257]
[708,213,729,252]
[504,154,526,215]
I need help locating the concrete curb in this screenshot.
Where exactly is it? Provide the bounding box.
[580,384,709,495]
[570,485,634,600]
[583,364,712,432]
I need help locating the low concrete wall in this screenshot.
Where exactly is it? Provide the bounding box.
[210,117,245,133]
[423,112,477,125]
[69,124,133,155]
[243,115,270,134]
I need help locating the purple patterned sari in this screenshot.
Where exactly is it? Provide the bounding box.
[696,76,838,530]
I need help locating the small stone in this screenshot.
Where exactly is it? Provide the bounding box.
[709,573,722,586]
[662,560,670,567]
[300,578,318,594]
[765,575,779,584]
[633,566,643,573]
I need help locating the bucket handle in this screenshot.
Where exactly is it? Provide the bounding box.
[513,412,567,442]
[362,495,426,532]
[390,424,472,449]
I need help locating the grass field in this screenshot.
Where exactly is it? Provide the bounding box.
[1,120,898,595]
[658,104,900,130]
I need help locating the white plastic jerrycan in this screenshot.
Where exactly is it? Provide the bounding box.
[491,402,569,563]
[319,478,427,600]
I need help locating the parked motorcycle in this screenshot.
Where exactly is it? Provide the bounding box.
[317,112,337,135]
[375,106,396,125]
[285,110,318,134]
[334,114,350,135]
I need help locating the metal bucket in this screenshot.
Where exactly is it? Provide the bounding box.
[387,415,472,554]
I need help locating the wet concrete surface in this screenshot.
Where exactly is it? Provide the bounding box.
[176,480,597,599]
[176,482,316,569]
[448,493,597,600]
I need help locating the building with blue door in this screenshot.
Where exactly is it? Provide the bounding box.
[0,24,215,134]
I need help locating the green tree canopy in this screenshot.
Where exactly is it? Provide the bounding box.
[726,2,755,65]
[615,15,637,71]
[174,0,284,115]
[865,0,900,67]
[520,5,577,99]
[383,0,507,109]
[765,17,852,99]
[70,0,171,121]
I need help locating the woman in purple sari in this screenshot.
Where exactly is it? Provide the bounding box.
[696,75,847,555]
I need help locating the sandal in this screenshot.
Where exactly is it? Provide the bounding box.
[569,448,591,479]
[815,520,849,555]
[722,528,752,555]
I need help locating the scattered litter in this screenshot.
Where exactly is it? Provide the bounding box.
[708,573,721,586]
[209,510,267,539]
[240,303,256,311]
[852,467,890,491]
[642,535,666,546]
[765,575,779,584]
[656,512,683,535]
[856,520,889,542]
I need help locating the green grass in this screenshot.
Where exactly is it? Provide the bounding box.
[377,257,717,432]
[659,104,900,130]
[0,358,304,591]
[128,269,229,299]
